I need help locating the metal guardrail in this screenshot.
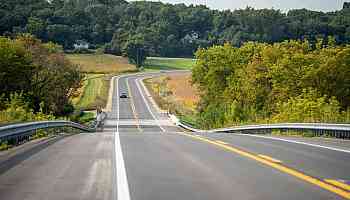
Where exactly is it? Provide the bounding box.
[0,111,108,149]
[213,123,350,139]
[0,120,96,142]
[170,115,350,139]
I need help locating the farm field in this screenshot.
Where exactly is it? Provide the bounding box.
[66,54,137,73]
[166,73,199,110]
[144,57,196,71]
[144,72,199,126]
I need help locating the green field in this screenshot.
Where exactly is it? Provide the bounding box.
[144,57,196,71]
[72,74,110,110]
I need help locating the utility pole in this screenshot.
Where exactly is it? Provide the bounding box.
[136,48,139,68]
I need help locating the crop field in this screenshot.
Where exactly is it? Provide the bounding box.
[144,72,199,113]
[144,57,196,71]
[66,54,137,73]
[166,73,199,110]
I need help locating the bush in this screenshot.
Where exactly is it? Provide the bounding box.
[0,35,83,116]
[0,93,55,123]
[272,89,342,123]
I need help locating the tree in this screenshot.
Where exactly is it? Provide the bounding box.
[0,35,83,115]
[25,17,47,39]
[192,39,350,128]
[124,40,147,68]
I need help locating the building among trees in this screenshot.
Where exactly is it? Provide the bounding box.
[344,2,350,9]
[73,40,89,50]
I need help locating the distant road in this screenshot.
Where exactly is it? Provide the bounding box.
[0,71,349,200]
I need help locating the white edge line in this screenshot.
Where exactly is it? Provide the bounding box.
[240,134,350,153]
[116,76,120,133]
[135,77,166,132]
[115,75,131,200]
[138,76,167,114]
[115,131,131,200]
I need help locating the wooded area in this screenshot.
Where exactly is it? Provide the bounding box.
[0,35,82,123]
[192,39,350,129]
[1,0,350,57]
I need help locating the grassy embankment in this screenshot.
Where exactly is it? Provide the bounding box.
[67,54,137,122]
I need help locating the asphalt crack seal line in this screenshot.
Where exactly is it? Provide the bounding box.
[181,133,350,199]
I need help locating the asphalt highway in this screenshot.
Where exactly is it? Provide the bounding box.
[0,72,349,200]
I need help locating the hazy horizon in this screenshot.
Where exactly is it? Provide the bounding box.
[131,0,348,12]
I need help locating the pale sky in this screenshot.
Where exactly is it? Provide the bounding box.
[132,0,347,12]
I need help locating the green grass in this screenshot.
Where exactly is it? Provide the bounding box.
[144,57,196,71]
[72,74,110,110]
[76,112,96,125]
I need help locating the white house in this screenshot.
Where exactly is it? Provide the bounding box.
[73,40,89,50]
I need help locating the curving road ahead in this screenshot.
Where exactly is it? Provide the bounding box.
[0,72,349,200]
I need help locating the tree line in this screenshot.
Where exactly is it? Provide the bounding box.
[1,0,350,58]
[0,34,82,123]
[192,39,350,129]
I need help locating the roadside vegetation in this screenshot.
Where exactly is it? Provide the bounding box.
[71,74,110,110]
[0,35,82,125]
[192,39,350,129]
[144,73,200,127]
[145,39,350,138]
[0,35,86,150]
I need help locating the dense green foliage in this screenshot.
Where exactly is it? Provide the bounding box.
[1,0,350,58]
[0,35,83,118]
[0,93,55,124]
[192,40,350,129]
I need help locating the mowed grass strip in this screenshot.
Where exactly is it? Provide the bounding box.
[72,74,109,110]
[144,57,196,71]
[66,54,137,73]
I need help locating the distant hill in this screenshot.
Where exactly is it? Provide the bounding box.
[1,0,349,57]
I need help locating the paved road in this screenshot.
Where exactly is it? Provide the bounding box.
[0,72,349,200]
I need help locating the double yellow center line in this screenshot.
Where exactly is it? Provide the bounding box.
[126,78,142,133]
[182,133,350,199]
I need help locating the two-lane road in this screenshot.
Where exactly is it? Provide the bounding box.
[0,72,349,200]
